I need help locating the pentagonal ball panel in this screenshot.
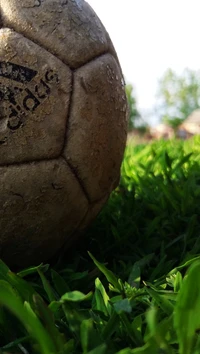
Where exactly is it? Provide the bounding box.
[63,53,128,203]
[0,0,109,68]
[0,158,88,267]
[0,29,72,165]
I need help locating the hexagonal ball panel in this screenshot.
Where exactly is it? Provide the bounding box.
[63,53,128,203]
[0,29,72,165]
[0,0,109,68]
[0,158,88,267]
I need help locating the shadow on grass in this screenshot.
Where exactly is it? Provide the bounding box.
[63,137,200,285]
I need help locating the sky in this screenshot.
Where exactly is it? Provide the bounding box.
[86,0,200,126]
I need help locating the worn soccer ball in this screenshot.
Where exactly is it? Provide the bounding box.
[0,0,128,267]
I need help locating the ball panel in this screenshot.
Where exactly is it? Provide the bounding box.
[1,0,109,68]
[63,54,128,202]
[0,29,72,164]
[0,158,88,267]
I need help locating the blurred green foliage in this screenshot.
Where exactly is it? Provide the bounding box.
[126,84,147,132]
[156,68,200,128]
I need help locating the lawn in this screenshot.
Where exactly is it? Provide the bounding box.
[1,136,200,354]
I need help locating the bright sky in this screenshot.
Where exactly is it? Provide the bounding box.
[87,0,200,126]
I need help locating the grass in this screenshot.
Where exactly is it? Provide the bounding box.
[1,136,200,353]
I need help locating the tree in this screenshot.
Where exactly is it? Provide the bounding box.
[126,83,145,131]
[156,68,200,128]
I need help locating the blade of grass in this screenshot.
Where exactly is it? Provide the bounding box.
[88,252,121,292]
[174,261,200,354]
[0,280,57,354]
[37,268,57,302]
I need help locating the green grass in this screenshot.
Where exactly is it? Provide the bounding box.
[1,136,200,353]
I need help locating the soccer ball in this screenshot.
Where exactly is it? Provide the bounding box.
[0,0,128,267]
